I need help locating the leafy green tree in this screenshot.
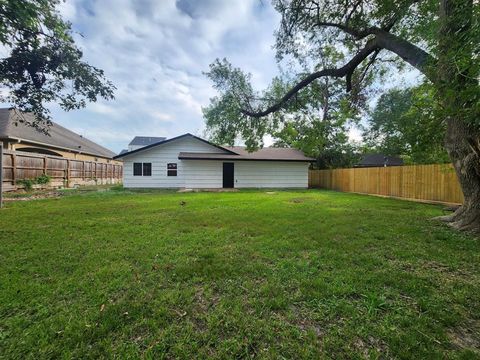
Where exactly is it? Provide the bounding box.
[364,85,450,164]
[267,75,362,169]
[0,0,115,129]
[273,118,361,168]
[204,0,480,232]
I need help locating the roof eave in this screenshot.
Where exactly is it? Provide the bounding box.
[178,155,314,162]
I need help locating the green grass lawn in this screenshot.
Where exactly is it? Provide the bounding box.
[0,188,479,359]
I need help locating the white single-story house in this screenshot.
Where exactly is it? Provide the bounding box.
[113,133,314,189]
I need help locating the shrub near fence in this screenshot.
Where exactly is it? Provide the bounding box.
[1,149,122,191]
[309,164,463,205]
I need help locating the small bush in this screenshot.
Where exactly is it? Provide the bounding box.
[16,174,51,191]
[16,179,35,191]
[35,174,51,185]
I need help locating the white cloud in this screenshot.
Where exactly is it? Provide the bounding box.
[46,0,281,153]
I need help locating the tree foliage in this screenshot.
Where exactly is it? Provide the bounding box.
[274,119,361,168]
[268,69,363,168]
[0,0,115,129]
[364,85,450,164]
[204,0,479,142]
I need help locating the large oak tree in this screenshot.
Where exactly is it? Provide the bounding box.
[204,0,480,233]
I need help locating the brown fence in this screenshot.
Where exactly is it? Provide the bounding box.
[1,149,122,191]
[309,164,464,204]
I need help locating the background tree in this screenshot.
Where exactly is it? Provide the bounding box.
[204,0,480,233]
[0,0,115,130]
[273,118,361,169]
[269,75,362,169]
[363,84,450,164]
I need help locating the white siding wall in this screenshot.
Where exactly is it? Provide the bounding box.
[234,161,309,188]
[183,160,223,188]
[183,160,309,188]
[122,137,226,188]
[128,144,144,151]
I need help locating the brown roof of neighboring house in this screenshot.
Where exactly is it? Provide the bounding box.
[179,146,314,162]
[0,108,116,158]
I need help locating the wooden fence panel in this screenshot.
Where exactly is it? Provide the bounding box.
[309,163,464,204]
[2,149,123,190]
[2,152,13,183]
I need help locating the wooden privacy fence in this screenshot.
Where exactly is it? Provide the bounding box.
[1,149,123,191]
[309,164,464,204]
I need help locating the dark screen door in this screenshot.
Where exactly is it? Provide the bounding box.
[222,163,234,188]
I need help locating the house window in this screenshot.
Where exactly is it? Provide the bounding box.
[143,163,152,176]
[167,163,177,176]
[133,162,152,176]
[133,163,142,176]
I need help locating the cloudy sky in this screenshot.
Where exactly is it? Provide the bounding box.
[46,0,281,153]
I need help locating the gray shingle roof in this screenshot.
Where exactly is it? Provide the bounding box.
[128,136,166,146]
[356,154,404,167]
[179,146,314,162]
[0,108,116,158]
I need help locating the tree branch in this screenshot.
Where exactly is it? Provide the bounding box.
[371,28,436,81]
[241,39,380,118]
[241,0,436,119]
[241,29,437,118]
[314,21,373,39]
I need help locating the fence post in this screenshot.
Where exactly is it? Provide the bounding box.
[66,159,70,187]
[11,151,16,187]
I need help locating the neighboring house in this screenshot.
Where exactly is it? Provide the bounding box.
[0,108,118,163]
[114,133,314,189]
[355,154,404,168]
[128,136,166,151]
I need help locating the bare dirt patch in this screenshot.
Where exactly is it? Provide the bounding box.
[353,336,390,358]
[289,197,310,204]
[3,191,63,201]
[177,188,239,193]
[448,320,480,352]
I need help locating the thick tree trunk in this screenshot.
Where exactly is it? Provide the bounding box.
[434,0,480,234]
[439,119,480,233]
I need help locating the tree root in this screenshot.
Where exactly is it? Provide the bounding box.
[432,214,457,223]
[449,215,480,234]
[432,204,480,235]
[432,205,466,223]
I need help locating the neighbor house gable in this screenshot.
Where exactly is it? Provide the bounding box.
[113,133,236,159]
